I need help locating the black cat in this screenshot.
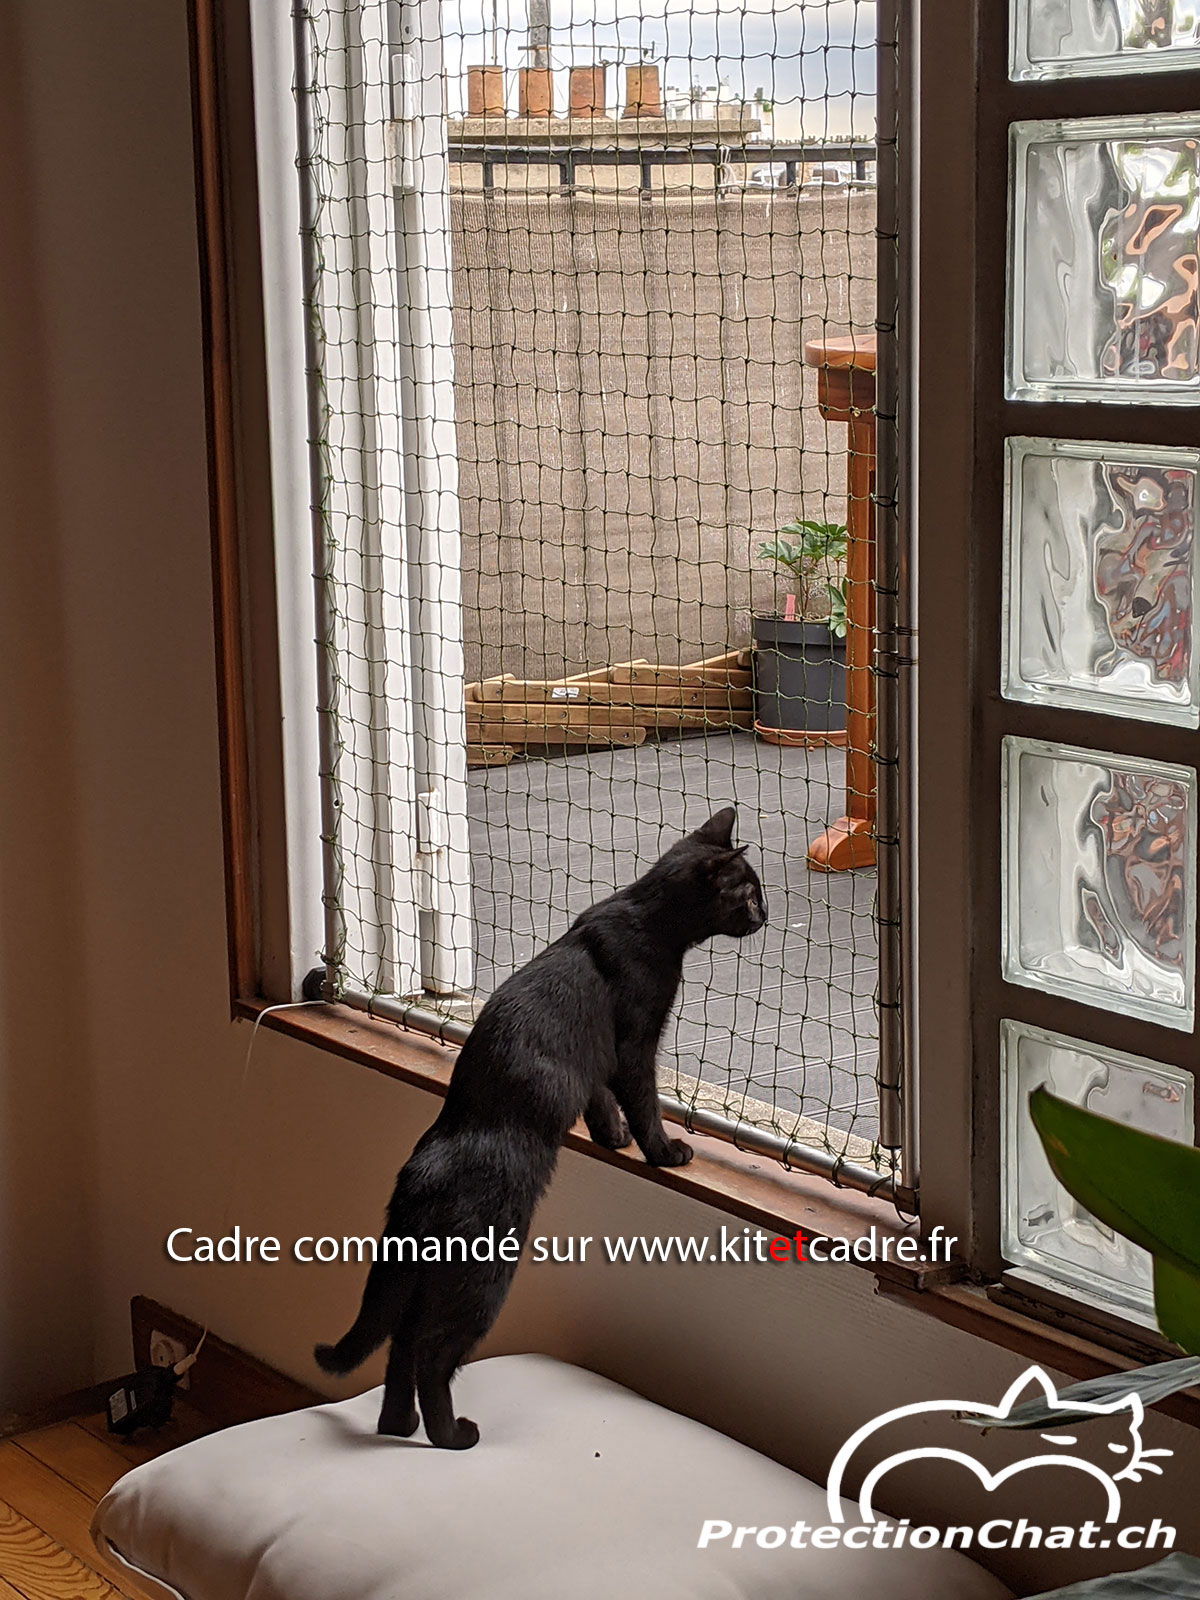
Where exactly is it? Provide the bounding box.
[314,805,766,1449]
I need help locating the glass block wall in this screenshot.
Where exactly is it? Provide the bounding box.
[1002,438,1200,726]
[1002,1019,1193,1318]
[1002,738,1196,1029]
[1011,1,1200,82]
[1007,115,1200,404]
[999,8,1199,1318]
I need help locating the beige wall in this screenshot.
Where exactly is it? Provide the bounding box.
[454,189,876,682]
[4,4,1200,1593]
[0,14,98,1406]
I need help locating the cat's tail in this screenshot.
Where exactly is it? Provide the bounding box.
[314,1262,413,1375]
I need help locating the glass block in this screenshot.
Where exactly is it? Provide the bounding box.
[1002,737,1197,1028]
[1011,0,1200,81]
[1008,115,1200,404]
[1003,437,1200,727]
[1002,1019,1194,1319]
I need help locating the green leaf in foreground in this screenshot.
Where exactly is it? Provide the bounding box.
[1155,1256,1200,1355]
[956,1356,1200,1430]
[1028,1087,1200,1282]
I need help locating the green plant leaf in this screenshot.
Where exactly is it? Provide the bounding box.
[803,525,847,563]
[758,538,796,565]
[761,522,847,618]
[1155,1257,1200,1354]
[1026,1553,1200,1598]
[1029,1087,1200,1282]
[825,579,847,638]
[773,520,848,565]
[957,1356,1200,1429]
[779,519,841,538]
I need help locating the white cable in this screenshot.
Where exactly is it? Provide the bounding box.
[183,1003,326,1368]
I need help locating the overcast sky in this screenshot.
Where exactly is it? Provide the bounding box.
[440,0,877,137]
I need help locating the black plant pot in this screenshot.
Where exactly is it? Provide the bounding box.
[751,614,847,735]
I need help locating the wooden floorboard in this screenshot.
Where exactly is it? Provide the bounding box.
[0,1562,36,1600]
[0,1499,128,1600]
[0,1442,153,1597]
[0,1429,173,1600]
[75,1402,213,1470]
[0,1328,277,1600]
[15,1425,131,1506]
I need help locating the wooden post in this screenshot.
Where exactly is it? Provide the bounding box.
[802,335,877,871]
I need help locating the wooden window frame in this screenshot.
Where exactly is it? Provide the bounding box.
[191,0,1200,1404]
[195,0,921,1218]
[191,0,301,1005]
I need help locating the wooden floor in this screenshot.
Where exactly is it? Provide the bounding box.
[0,1400,214,1599]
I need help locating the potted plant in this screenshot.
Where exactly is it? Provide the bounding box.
[752,519,848,742]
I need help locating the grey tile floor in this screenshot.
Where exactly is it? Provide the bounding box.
[467,731,882,1148]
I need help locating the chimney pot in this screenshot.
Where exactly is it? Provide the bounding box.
[622,63,661,118]
[568,65,606,117]
[518,66,554,117]
[466,64,505,118]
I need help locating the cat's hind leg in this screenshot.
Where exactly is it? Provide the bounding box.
[416,1339,480,1451]
[584,1085,632,1150]
[377,1334,419,1437]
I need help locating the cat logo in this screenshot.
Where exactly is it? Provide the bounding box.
[825,1366,1172,1527]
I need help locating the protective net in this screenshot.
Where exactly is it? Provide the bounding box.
[298,0,903,1194]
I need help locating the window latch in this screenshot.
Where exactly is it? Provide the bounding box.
[389,50,418,193]
[416,789,449,856]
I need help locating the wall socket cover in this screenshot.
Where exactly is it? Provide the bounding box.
[149,1330,191,1389]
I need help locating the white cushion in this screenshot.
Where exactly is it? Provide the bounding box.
[93,1353,1011,1600]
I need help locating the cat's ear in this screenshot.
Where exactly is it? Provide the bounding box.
[701,843,749,879]
[693,806,737,848]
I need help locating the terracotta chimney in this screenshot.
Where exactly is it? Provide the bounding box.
[568,65,606,117]
[466,65,505,118]
[622,63,661,118]
[518,65,554,117]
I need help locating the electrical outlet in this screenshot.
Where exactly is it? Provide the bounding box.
[149,1330,191,1389]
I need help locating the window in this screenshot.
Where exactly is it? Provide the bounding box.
[194,0,1200,1368]
[284,0,911,1200]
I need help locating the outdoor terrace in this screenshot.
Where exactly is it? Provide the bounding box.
[468,729,883,1163]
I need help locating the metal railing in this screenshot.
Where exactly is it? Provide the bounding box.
[443,136,878,193]
[333,988,898,1198]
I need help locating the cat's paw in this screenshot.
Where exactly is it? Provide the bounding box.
[378,1405,420,1438]
[447,1416,480,1450]
[650,1138,693,1168]
[592,1113,632,1150]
